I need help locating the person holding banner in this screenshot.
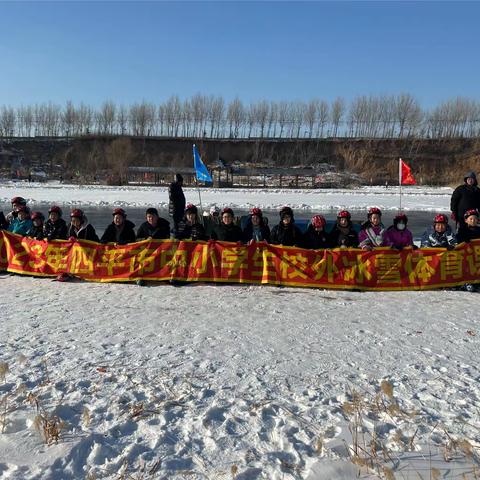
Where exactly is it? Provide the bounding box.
[329,210,359,248]
[382,213,414,250]
[358,207,385,251]
[44,206,68,241]
[67,209,100,242]
[175,204,207,241]
[210,207,243,242]
[242,207,270,244]
[101,208,136,245]
[457,209,480,244]
[270,206,303,247]
[136,208,170,240]
[303,215,330,249]
[420,214,457,249]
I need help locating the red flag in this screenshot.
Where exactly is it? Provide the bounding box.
[400,158,416,185]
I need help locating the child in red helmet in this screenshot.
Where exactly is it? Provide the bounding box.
[420,214,457,249]
[457,209,480,244]
[210,207,243,242]
[6,196,27,223]
[329,210,359,248]
[100,208,136,244]
[383,213,414,250]
[68,209,99,242]
[44,206,68,241]
[242,207,270,244]
[270,206,303,247]
[27,211,45,240]
[7,205,32,236]
[358,207,385,250]
[303,214,330,249]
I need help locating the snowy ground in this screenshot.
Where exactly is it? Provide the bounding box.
[1,183,479,480]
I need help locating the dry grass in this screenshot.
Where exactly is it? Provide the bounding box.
[34,412,65,445]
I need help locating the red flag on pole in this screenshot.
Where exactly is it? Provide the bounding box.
[400,158,416,185]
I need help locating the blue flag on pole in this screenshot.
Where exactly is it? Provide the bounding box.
[193,144,213,183]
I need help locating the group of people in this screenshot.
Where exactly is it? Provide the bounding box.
[2,195,478,252]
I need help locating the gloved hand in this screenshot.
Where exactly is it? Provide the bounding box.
[69,236,76,242]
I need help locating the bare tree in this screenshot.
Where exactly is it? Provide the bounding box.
[227,97,245,138]
[331,97,345,137]
[0,106,16,137]
[317,100,329,138]
[96,100,116,135]
[117,105,128,135]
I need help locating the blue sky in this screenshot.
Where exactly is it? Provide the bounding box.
[0,1,478,108]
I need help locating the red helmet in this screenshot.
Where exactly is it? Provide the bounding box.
[434,214,448,224]
[48,205,62,216]
[250,207,262,217]
[31,211,45,221]
[185,203,198,214]
[337,210,351,220]
[394,213,408,224]
[70,208,84,219]
[311,215,326,228]
[464,209,479,220]
[113,208,126,217]
[11,196,26,206]
[368,207,382,217]
[222,207,234,216]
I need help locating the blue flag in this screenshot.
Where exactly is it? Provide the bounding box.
[193,144,213,183]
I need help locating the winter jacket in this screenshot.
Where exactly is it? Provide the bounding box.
[101,220,136,244]
[26,224,45,241]
[67,222,100,242]
[242,219,271,243]
[5,210,17,223]
[8,218,33,236]
[0,211,8,230]
[168,181,186,223]
[303,225,330,249]
[136,218,171,240]
[210,222,243,242]
[44,218,68,241]
[270,222,303,247]
[456,224,480,244]
[329,223,359,248]
[175,220,207,241]
[382,226,414,250]
[358,223,385,249]
[450,182,480,223]
[420,225,457,249]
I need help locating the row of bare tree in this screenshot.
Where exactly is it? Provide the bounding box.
[1,94,479,140]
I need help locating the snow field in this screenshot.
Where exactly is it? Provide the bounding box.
[1,275,479,479]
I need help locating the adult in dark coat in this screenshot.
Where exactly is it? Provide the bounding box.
[329,210,359,248]
[211,207,243,242]
[303,215,330,249]
[168,173,186,234]
[450,172,480,226]
[270,206,303,247]
[43,206,68,241]
[67,209,99,242]
[242,207,270,244]
[175,204,207,241]
[136,208,171,240]
[101,208,136,244]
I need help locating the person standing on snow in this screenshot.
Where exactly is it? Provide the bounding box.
[450,172,480,227]
[358,207,385,251]
[420,214,457,249]
[382,213,414,250]
[270,206,303,247]
[168,173,186,235]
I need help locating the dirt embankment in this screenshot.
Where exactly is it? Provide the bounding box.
[4,136,480,186]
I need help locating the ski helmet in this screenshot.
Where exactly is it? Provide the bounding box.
[250,207,263,217]
[30,211,45,221]
[433,214,448,224]
[394,213,408,225]
[185,203,198,214]
[11,196,26,206]
[337,210,351,220]
[311,215,326,228]
[70,208,84,219]
[464,209,479,220]
[48,205,62,216]
[112,208,126,217]
[368,207,382,217]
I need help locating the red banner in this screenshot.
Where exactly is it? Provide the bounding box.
[1,231,479,290]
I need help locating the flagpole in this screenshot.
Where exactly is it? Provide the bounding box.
[399,157,402,212]
[193,144,205,224]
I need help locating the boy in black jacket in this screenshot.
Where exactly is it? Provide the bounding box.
[101,208,136,244]
[136,208,170,240]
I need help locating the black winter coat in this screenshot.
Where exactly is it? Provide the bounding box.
[456,224,480,243]
[270,223,303,247]
[242,220,270,243]
[211,223,243,242]
[303,225,331,249]
[44,218,68,241]
[175,220,207,241]
[26,225,45,240]
[168,181,186,221]
[101,220,136,244]
[67,223,100,242]
[0,211,8,230]
[136,218,171,240]
[329,223,359,248]
[450,183,480,221]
